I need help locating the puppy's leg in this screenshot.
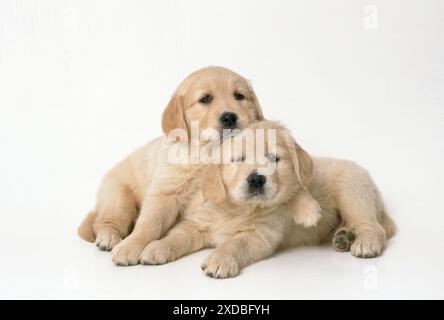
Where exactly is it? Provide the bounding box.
[334,164,389,258]
[201,231,281,279]
[140,221,206,265]
[111,194,179,266]
[92,180,139,251]
[78,211,97,243]
[336,200,387,258]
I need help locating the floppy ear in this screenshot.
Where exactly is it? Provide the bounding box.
[161,95,188,136]
[293,142,313,187]
[253,95,265,121]
[202,165,226,205]
[247,81,265,121]
[283,132,320,228]
[284,133,313,188]
[285,135,322,228]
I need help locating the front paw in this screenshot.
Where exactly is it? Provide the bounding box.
[95,228,122,251]
[351,233,384,258]
[293,207,322,228]
[291,190,322,228]
[201,251,240,279]
[140,241,175,265]
[111,239,145,266]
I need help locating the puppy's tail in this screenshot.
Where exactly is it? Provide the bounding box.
[78,210,97,242]
[380,209,396,239]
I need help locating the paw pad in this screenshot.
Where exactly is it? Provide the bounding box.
[332,228,355,252]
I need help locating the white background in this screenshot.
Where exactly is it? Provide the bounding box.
[1,0,443,299]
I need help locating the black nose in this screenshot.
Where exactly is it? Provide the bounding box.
[220,112,238,129]
[247,172,267,188]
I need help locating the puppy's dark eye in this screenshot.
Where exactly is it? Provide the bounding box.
[200,95,213,104]
[234,92,245,101]
[268,154,280,163]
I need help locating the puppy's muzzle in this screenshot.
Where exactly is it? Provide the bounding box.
[220,112,238,129]
[247,172,266,194]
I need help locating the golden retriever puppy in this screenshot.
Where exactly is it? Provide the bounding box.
[77,66,264,266]
[139,121,396,278]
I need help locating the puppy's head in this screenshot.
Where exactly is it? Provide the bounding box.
[162,66,264,140]
[202,121,313,207]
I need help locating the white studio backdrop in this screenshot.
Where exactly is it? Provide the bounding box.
[0,0,443,299]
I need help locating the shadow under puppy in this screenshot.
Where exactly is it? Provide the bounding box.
[140,121,396,278]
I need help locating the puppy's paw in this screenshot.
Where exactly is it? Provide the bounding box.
[201,251,240,279]
[332,227,355,252]
[140,241,175,265]
[351,233,383,258]
[95,228,122,251]
[293,206,322,228]
[290,190,322,228]
[111,239,144,266]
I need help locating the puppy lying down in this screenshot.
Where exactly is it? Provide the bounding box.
[139,121,396,278]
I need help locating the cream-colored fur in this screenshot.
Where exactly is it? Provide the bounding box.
[78,66,264,265]
[138,121,396,278]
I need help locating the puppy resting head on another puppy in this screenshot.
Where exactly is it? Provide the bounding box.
[202,121,322,227]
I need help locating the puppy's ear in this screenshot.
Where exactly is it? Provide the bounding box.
[202,165,226,205]
[247,81,265,121]
[293,142,313,187]
[253,96,265,121]
[284,132,313,188]
[162,95,188,136]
